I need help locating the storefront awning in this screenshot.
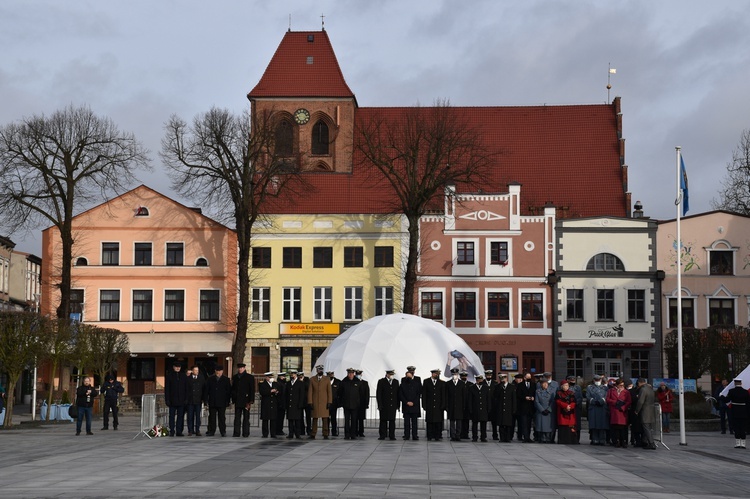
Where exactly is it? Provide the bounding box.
[127,332,234,354]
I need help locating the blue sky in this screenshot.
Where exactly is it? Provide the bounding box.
[2,0,749,253]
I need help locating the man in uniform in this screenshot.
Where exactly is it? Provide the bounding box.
[275,372,288,436]
[586,374,608,445]
[308,365,333,439]
[469,373,491,442]
[726,378,749,448]
[100,374,124,431]
[493,373,516,442]
[485,370,499,440]
[327,371,341,436]
[206,364,232,437]
[356,369,370,437]
[423,368,446,441]
[258,372,280,438]
[399,367,421,440]
[298,372,311,436]
[543,372,558,442]
[445,367,466,441]
[186,365,206,436]
[285,371,305,439]
[231,363,255,438]
[376,369,399,440]
[460,371,472,439]
[338,368,361,440]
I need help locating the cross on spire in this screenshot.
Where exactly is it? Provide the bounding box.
[321,13,325,31]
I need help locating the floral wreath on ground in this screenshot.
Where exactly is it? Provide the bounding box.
[148,424,169,437]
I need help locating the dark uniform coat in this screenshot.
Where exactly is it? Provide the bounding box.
[398,377,422,415]
[164,370,189,407]
[492,381,516,426]
[422,377,446,423]
[206,374,232,408]
[329,377,341,409]
[468,382,491,422]
[231,371,256,407]
[258,380,280,419]
[285,379,306,420]
[376,377,400,420]
[358,379,370,418]
[444,378,466,420]
[586,383,609,430]
[338,376,361,410]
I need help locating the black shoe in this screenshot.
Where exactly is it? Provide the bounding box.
[195,431,201,436]
[309,435,316,440]
[206,432,215,436]
[287,435,294,439]
[101,427,108,431]
[323,436,329,440]
[113,427,118,431]
[472,438,478,442]
[86,432,94,435]
[75,431,81,436]
[176,433,184,437]
[390,437,397,440]
[722,431,727,434]
[412,436,419,440]
[403,436,410,440]
[221,433,226,437]
[481,438,488,442]
[378,437,385,440]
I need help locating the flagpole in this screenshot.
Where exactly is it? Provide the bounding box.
[675,146,687,446]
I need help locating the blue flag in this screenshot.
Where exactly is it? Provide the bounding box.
[680,155,689,216]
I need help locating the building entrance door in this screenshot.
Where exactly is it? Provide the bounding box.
[522,351,545,374]
[592,350,623,378]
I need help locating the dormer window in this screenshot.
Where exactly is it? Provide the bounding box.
[307,34,314,42]
[75,257,88,266]
[311,120,329,155]
[306,56,314,65]
[135,206,149,217]
[196,257,208,267]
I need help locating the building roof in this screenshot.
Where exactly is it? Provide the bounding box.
[247,30,355,100]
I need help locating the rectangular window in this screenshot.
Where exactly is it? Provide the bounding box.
[99,290,120,321]
[709,298,735,326]
[566,289,584,321]
[344,246,363,267]
[710,250,733,275]
[344,287,363,321]
[132,290,153,321]
[283,287,301,321]
[102,242,119,266]
[166,243,184,266]
[70,289,84,320]
[283,247,302,268]
[456,241,474,265]
[487,292,509,320]
[628,290,645,321]
[421,291,443,320]
[164,290,185,321]
[251,287,271,321]
[313,247,333,268]
[668,298,695,328]
[631,351,649,379]
[200,290,220,321]
[454,291,476,320]
[374,286,393,316]
[596,289,615,321]
[252,247,271,268]
[490,242,508,265]
[314,287,332,321]
[521,292,543,321]
[134,243,152,266]
[374,246,394,267]
[566,350,584,379]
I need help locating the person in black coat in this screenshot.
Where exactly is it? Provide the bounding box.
[727,378,750,448]
[445,367,466,441]
[460,371,472,439]
[100,374,124,431]
[422,368,446,441]
[515,373,535,443]
[468,374,491,442]
[206,365,232,436]
[258,372,280,438]
[338,368,361,439]
[186,365,207,436]
[356,370,370,437]
[164,361,189,437]
[275,372,288,436]
[74,376,98,435]
[492,373,516,442]
[231,363,256,438]
[376,369,399,440]
[285,372,306,439]
[484,370,499,440]
[327,371,341,436]
[298,373,311,436]
[399,369,421,440]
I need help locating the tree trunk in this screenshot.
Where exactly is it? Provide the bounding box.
[3,379,17,427]
[232,217,252,366]
[45,357,59,421]
[55,219,74,320]
[402,214,421,315]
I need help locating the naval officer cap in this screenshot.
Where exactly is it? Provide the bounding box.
[385,369,395,375]
[450,367,460,374]
[475,374,484,380]
[264,371,274,377]
[430,368,441,373]
[406,366,416,372]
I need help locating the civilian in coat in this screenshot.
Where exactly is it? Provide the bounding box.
[338,368,361,440]
[285,372,306,439]
[586,375,609,445]
[543,372,559,442]
[534,379,554,443]
[567,375,583,442]
[206,365,232,437]
[422,369,446,440]
[164,362,189,437]
[356,370,370,437]
[515,373,535,443]
[628,380,642,446]
[606,378,632,448]
[275,372,288,436]
[74,376,98,435]
[258,372,280,438]
[308,365,333,439]
[555,380,578,444]
[726,378,750,448]
[399,369,422,440]
[656,382,674,433]
[186,365,207,436]
[468,374,491,442]
[376,369,400,440]
[492,373,516,442]
[444,368,466,441]
[231,363,255,438]
[327,371,341,436]
[635,378,656,450]
[716,379,732,435]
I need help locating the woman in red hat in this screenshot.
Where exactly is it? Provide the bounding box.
[555,380,578,444]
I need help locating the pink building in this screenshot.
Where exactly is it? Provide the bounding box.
[41,185,238,395]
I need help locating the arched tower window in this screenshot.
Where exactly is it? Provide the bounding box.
[586,253,624,271]
[311,120,329,155]
[274,120,294,157]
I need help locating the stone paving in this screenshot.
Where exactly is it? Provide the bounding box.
[0,414,749,498]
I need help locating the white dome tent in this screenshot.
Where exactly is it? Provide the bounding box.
[312,313,485,395]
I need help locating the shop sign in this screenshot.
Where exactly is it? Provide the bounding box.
[279,323,341,335]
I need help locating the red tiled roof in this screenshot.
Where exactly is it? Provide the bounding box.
[247,31,355,99]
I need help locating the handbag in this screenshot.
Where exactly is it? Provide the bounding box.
[68,405,78,418]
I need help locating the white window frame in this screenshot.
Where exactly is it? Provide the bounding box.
[452,238,480,276]
[452,287,479,327]
[131,288,154,321]
[283,287,302,322]
[485,239,512,276]
[344,286,363,321]
[164,288,186,321]
[419,287,445,324]
[251,287,271,322]
[485,287,512,326]
[313,286,333,322]
[374,286,393,316]
[98,288,121,322]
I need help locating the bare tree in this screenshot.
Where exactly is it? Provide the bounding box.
[356,100,494,314]
[664,328,716,379]
[43,320,74,420]
[0,312,51,427]
[74,324,129,409]
[0,105,149,319]
[161,107,300,365]
[713,129,750,214]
